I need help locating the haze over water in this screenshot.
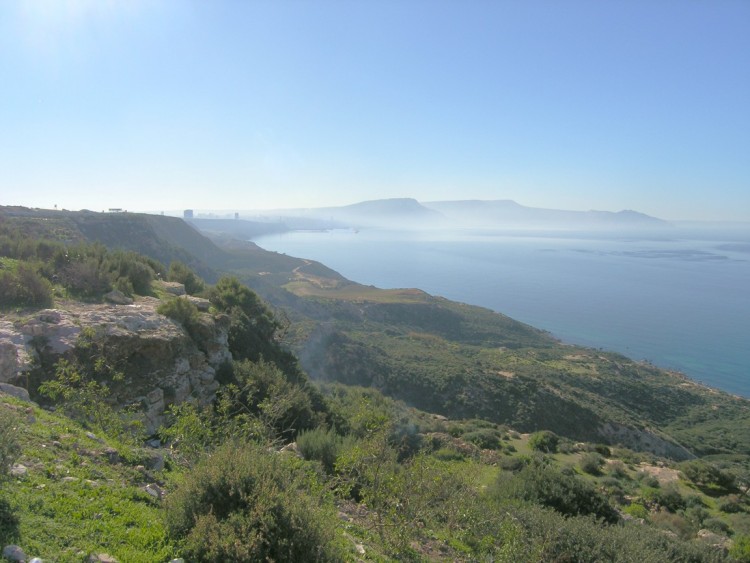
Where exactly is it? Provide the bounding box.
[255,226,750,398]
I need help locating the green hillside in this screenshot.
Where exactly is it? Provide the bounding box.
[2,206,749,561]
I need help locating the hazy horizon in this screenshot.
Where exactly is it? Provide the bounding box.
[1,1,749,221]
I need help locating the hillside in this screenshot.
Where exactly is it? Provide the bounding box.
[1,206,749,561]
[3,206,747,458]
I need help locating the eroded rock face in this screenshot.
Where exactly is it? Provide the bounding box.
[598,422,694,461]
[0,298,232,434]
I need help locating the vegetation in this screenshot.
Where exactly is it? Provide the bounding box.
[164,441,345,561]
[2,206,750,561]
[167,260,206,295]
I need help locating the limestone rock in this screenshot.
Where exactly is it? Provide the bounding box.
[184,295,211,311]
[0,320,34,382]
[0,298,231,435]
[3,545,27,561]
[697,529,731,550]
[0,382,30,402]
[144,483,164,499]
[10,464,28,477]
[160,281,186,296]
[103,290,133,305]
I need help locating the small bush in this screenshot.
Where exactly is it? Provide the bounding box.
[0,408,21,480]
[579,452,604,475]
[433,447,466,462]
[730,534,750,562]
[607,460,629,479]
[463,428,502,450]
[168,261,205,295]
[165,441,345,561]
[592,444,611,457]
[643,483,685,512]
[680,459,735,490]
[650,510,695,540]
[702,517,731,534]
[0,263,52,308]
[684,494,707,508]
[59,258,111,297]
[297,427,353,474]
[157,297,201,339]
[635,470,660,488]
[623,502,649,520]
[718,494,745,514]
[493,458,619,524]
[528,430,559,453]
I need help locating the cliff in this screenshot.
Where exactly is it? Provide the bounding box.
[0,292,231,433]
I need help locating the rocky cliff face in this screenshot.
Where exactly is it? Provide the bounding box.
[0,294,231,433]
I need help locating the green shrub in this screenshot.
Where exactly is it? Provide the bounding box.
[0,263,52,308]
[0,407,20,480]
[718,494,745,513]
[472,502,717,563]
[730,534,750,562]
[107,250,160,295]
[59,258,111,297]
[221,359,322,441]
[684,505,710,527]
[680,459,735,490]
[579,452,604,475]
[635,470,660,488]
[463,428,502,450]
[157,296,209,347]
[157,297,200,336]
[168,261,205,295]
[643,483,685,512]
[165,441,345,561]
[528,430,559,453]
[38,359,142,443]
[623,502,649,520]
[433,447,466,462]
[592,444,611,457]
[297,427,353,474]
[684,494,707,508]
[498,455,529,472]
[607,460,629,479]
[493,458,619,524]
[702,517,731,534]
[650,510,695,540]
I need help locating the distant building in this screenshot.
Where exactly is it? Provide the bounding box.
[235,212,239,220]
[108,208,124,213]
[183,209,194,219]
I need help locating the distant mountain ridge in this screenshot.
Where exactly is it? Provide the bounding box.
[228,198,670,231]
[423,199,670,228]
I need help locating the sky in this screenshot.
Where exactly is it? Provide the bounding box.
[1,1,748,221]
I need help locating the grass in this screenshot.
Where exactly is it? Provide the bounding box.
[1,398,177,562]
[284,280,431,303]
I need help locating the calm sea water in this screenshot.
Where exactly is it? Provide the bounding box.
[254,226,750,398]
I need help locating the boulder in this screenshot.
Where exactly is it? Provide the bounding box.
[103,290,133,305]
[0,382,30,402]
[2,545,27,562]
[184,295,211,311]
[160,282,186,296]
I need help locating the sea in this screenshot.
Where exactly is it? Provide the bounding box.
[253,225,750,398]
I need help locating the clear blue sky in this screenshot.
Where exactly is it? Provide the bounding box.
[1,1,748,221]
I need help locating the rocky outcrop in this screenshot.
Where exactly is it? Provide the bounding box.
[598,422,695,461]
[0,298,232,434]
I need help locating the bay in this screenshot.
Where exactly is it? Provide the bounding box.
[254,226,750,398]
